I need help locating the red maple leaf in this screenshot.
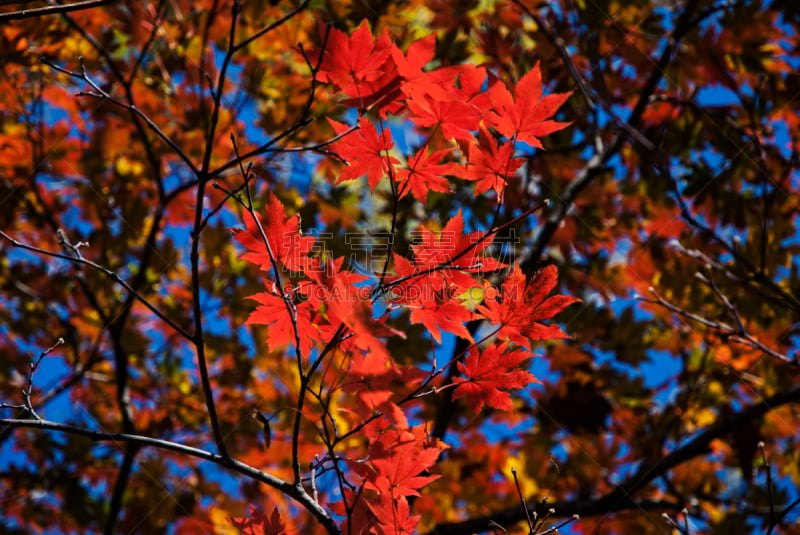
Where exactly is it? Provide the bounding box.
[246,282,319,357]
[484,63,572,149]
[229,505,287,535]
[394,147,457,202]
[329,117,398,191]
[391,276,475,343]
[402,63,488,108]
[388,212,506,341]
[299,256,368,306]
[303,255,405,374]
[406,90,481,141]
[391,33,436,81]
[339,33,438,114]
[463,127,524,201]
[314,21,392,98]
[476,264,580,350]
[408,210,506,274]
[229,194,316,273]
[364,495,421,535]
[355,427,445,500]
[401,62,488,141]
[453,343,538,412]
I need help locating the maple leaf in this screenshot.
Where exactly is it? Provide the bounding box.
[394,147,456,202]
[406,91,481,141]
[401,62,488,141]
[453,343,538,412]
[229,194,315,273]
[388,212,507,341]
[302,255,405,373]
[391,33,436,81]
[315,21,392,98]
[357,428,445,500]
[410,295,476,344]
[463,127,524,201]
[246,282,319,357]
[313,22,409,114]
[366,495,421,535]
[390,265,476,342]
[230,505,287,535]
[402,64,488,108]
[484,63,573,149]
[408,210,505,274]
[329,117,398,191]
[299,256,369,307]
[476,264,580,350]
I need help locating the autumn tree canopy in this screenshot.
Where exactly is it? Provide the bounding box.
[1,1,799,534]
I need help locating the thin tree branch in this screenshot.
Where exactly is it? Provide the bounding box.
[0,230,193,341]
[642,285,798,366]
[103,451,138,535]
[765,497,800,535]
[526,0,700,263]
[0,418,342,535]
[233,0,310,52]
[0,0,113,21]
[426,384,800,534]
[42,58,199,176]
[187,0,242,464]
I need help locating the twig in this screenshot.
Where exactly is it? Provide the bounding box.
[662,166,800,315]
[765,497,800,535]
[759,442,776,528]
[511,467,535,533]
[526,0,701,263]
[537,514,579,535]
[661,509,690,534]
[104,452,138,535]
[233,0,311,52]
[641,285,797,366]
[41,57,199,176]
[0,230,193,341]
[0,418,342,535]
[0,0,113,21]
[17,338,65,420]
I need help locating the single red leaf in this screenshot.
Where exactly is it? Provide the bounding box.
[476,264,580,350]
[484,63,572,149]
[394,147,456,202]
[229,194,315,273]
[409,210,505,274]
[329,117,398,191]
[453,342,538,412]
[463,127,524,201]
[229,505,287,535]
[246,282,319,357]
[359,428,445,500]
[406,289,476,343]
[391,33,436,81]
[315,21,392,97]
[365,495,421,535]
[406,91,481,141]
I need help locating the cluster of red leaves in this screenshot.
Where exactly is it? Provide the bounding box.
[314,20,572,202]
[230,20,576,535]
[336,424,448,535]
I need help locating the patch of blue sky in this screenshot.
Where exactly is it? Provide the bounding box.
[387,115,421,156]
[695,84,743,106]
